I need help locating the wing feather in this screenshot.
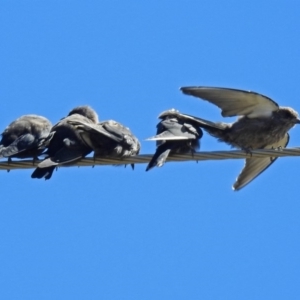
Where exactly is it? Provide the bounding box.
[233,134,289,190]
[180,86,279,118]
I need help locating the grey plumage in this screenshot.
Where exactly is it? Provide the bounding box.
[181,86,300,190]
[233,134,289,190]
[146,109,203,171]
[31,106,98,180]
[67,119,140,169]
[0,115,52,160]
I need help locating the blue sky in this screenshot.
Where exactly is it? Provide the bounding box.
[1,1,300,299]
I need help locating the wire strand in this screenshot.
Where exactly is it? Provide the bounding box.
[1,147,300,171]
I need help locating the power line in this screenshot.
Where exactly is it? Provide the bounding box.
[1,147,300,171]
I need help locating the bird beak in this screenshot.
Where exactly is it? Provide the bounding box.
[296,118,300,124]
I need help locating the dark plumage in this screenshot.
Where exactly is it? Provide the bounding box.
[67,119,141,169]
[181,86,300,190]
[0,115,52,160]
[146,109,203,171]
[31,106,98,180]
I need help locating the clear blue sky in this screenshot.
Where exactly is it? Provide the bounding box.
[1,1,300,299]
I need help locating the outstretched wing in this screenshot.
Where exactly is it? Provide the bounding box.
[180,86,279,118]
[233,133,289,191]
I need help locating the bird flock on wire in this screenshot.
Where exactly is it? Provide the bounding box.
[1,86,299,191]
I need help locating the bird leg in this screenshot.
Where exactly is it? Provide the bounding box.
[32,156,39,166]
[92,154,96,168]
[270,146,283,162]
[188,145,198,163]
[241,146,253,157]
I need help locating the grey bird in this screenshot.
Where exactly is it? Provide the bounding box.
[146,109,204,171]
[31,106,98,180]
[180,86,300,190]
[66,119,141,169]
[0,115,53,161]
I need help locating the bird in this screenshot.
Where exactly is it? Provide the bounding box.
[0,114,53,161]
[31,106,98,180]
[146,109,203,171]
[180,86,300,190]
[66,119,141,169]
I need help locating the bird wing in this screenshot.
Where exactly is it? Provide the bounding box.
[0,133,36,157]
[233,133,289,191]
[67,120,123,143]
[101,121,132,143]
[180,86,279,118]
[158,109,225,130]
[37,147,86,168]
[179,112,227,130]
[146,132,189,141]
[146,119,198,141]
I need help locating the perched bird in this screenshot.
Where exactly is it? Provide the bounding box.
[180,86,300,190]
[146,109,204,171]
[67,119,141,169]
[0,115,53,161]
[31,106,98,180]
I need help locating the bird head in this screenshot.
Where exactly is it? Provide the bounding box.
[277,107,300,125]
[68,106,99,123]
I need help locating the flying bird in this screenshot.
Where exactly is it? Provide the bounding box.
[67,119,141,169]
[31,106,98,180]
[180,86,300,190]
[0,115,53,161]
[146,109,203,171]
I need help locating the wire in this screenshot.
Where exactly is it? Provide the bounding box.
[1,147,300,171]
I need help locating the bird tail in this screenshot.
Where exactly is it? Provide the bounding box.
[146,143,172,171]
[31,166,55,180]
[0,145,5,158]
[0,145,19,158]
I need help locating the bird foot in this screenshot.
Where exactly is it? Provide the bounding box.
[32,156,39,166]
[272,146,283,151]
[269,146,283,162]
[242,147,253,157]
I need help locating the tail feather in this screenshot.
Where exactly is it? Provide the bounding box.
[0,145,19,158]
[31,166,55,180]
[146,143,172,171]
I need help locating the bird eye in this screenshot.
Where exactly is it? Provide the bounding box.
[281,110,293,118]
